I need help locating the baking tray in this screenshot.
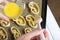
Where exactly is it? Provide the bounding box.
[41,0,47,28]
[0,0,47,40]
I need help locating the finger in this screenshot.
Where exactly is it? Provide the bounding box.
[17,30,41,40]
[31,36,37,40]
[0,13,10,21]
[25,30,41,39]
[36,35,40,40]
[0,0,4,3]
[43,29,49,37]
[39,29,46,40]
[4,0,9,3]
[11,0,16,2]
[31,35,40,40]
[0,5,4,8]
[40,29,49,40]
[43,29,49,40]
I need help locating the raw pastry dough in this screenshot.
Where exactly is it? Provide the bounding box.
[16,16,26,26]
[28,21,38,28]
[0,27,8,40]
[24,27,32,33]
[11,26,21,39]
[0,20,10,27]
[12,17,18,21]
[26,15,35,21]
[28,2,40,15]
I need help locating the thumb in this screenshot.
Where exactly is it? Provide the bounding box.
[40,29,49,40]
[0,0,3,3]
[17,30,41,40]
[25,30,41,39]
[0,13,9,21]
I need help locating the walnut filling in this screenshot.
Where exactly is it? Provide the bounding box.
[28,2,40,14]
[11,26,21,39]
[0,20,10,27]
[28,21,38,28]
[0,27,8,40]
[25,27,32,33]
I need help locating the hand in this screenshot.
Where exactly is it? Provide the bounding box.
[0,0,16,3]
[0,13,9,21]
[16,29,49,40]
[0,0,8,3]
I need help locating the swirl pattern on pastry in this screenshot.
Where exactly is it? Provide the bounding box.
[16,16,26,26]
[28,2,40,15]
[28,20,38,28]
[26,15,35,21]
[0,27,8,40]
[24,27,32,33]
[11,26,21,39]
[0,20,10,27]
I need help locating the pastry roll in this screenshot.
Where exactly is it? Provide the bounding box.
[26,15,35,21]
[16,16,26,26]
[0,20,10,27]
[24,27,32,33]
[0,27,8,40]
[11,26,21,39]
[28,2,40,15]
[12,17,18,21]
[28,20,38,28]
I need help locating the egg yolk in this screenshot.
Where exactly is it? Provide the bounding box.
[4,2,23,18]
